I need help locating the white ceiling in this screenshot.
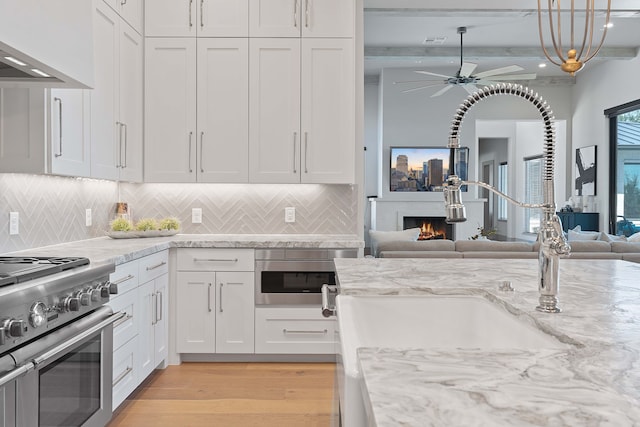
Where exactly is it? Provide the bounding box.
[364,1,640,82]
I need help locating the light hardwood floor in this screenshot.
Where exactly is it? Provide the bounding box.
[108,362,336,427]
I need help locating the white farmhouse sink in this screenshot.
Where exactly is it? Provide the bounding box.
[334,294,567,427]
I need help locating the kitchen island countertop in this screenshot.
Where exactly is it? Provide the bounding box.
[333,257,640,426]
[5,234,363,265]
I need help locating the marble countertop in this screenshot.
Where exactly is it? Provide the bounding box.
[333,258,640,426]
[4,234,363,265]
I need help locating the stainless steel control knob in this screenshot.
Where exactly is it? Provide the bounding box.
[29,302,48,328]
[8,319,27,337]
[60,296,80,312]
[79,292,91,306]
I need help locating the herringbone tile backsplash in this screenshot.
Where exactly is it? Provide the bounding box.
[1,174,358,253]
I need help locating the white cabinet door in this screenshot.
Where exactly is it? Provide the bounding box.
[197,38,249,183]
[144,38,197,182]
[91,2,120,180]
[49,89,91,177]
[301,38,354,183]
[118,0,143,34]
[144,0,195,37]
[249,0,299,37]
[0,88,45,174]
[176,271,216,353]
[249,0,353,38]
[118,21,143,182]
[248,38,301,183]
[301,0,354,38]
[215,272,254,353]
[137,279,155,379]
[145,0,247,37]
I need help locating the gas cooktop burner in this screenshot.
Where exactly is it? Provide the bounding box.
[0,256,90,287]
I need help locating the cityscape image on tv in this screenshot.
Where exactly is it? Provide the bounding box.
[390,147,468,192]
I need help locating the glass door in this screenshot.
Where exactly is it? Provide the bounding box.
[607,101,640,236]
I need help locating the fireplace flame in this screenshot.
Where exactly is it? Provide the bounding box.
[419,221,445,240]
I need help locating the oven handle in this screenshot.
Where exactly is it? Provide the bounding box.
[321,284,337,318]
[0,362,35,388]
[32,310,126,367]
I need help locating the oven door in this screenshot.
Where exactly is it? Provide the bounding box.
[12,307,124,427]
[255,260,337,305]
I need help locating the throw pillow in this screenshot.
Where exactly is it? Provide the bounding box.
[598,232,627,242]
[568,226,600,241]
[369,228,420,257]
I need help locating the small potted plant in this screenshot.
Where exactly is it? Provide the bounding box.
[469,225,497,240]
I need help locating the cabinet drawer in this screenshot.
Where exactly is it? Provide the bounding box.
[138,250,169,283]
[110,260,139,295]
[112,337,139,411]
[255,307,336,354]
[177,248,254,271]
[108,288,138,351]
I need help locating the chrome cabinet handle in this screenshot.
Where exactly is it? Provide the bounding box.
[200,131,204,173]
[122,122,127,168]
[113,366,133,387]
[189,0,193,28]
[188,131,193,173]
[293,132,298,173]
[146,261,167,271]
[304,132,308,173]
[200,0,204,28]
[305,0,309,28]
[111,274,135,286]
[116,122,123,167]
[113,313,133,330]
[207,283,212,312]
[54,97,63,157]
[193,258,238,263]
[151,292,157,325]
[157,291,163,322]
[321,284,337,317]
[120,0,127,5]
[218,283,223,313]
[293,0,298,27]
[283,329,327,335]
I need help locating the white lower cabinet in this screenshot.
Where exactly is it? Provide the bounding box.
[107,250,168,410]
[176,249,254,354]
[255,306,337,354]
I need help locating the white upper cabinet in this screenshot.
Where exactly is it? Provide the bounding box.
[249,0,354,38]
[145,0,248,37]
[145,38,248,183]
[92,2,143,182]
[49,89,91,177]
[103,0,143,34]
[249,37,354,184]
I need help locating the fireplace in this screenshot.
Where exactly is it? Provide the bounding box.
[403,216,453,240]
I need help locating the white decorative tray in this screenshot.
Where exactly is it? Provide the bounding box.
[106,229,179,239]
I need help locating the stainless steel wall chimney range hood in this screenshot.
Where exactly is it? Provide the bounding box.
[0,0,94,88]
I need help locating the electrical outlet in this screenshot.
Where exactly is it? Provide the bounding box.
[192,208,203,224]
[85,208,92,227]
[285,207,296,223]
[9,212,19,235]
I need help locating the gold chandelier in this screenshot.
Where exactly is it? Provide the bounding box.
[537,0,612,75]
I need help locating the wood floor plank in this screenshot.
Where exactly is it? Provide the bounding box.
[108,362,335,427]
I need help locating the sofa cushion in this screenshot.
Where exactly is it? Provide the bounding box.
[629,232,640,242]
[562,253,622,260]
[377,240,455,253]
[462,251,538,259]
[455,240,534,252]
[369,228,420,257]
[610,242,640,253]
[380,251,463,259]
[567,240,611,253]
[622,253,640,263]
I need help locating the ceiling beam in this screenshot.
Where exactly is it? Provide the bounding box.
[364,46,638,62]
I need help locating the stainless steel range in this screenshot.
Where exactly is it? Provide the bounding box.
[0,256,123,427]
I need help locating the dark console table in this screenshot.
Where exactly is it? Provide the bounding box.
[556,212,599,232]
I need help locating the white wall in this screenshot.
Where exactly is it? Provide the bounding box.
[572,54,640,233]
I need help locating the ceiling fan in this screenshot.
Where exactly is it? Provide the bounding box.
[396,26,537,98]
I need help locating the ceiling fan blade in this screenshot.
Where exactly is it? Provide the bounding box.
[462,84,479,95]
[430,85,454,98]
[482,73,537,81]
[473,65,524,79]
[459,62,477,78]
[401,83,446,94]
[415,70,453,79]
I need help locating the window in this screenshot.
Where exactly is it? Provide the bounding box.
[497,162,508,220]
[605,100,640,235]
[524,155,543,233]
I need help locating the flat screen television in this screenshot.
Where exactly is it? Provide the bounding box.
[390,146,469,192]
